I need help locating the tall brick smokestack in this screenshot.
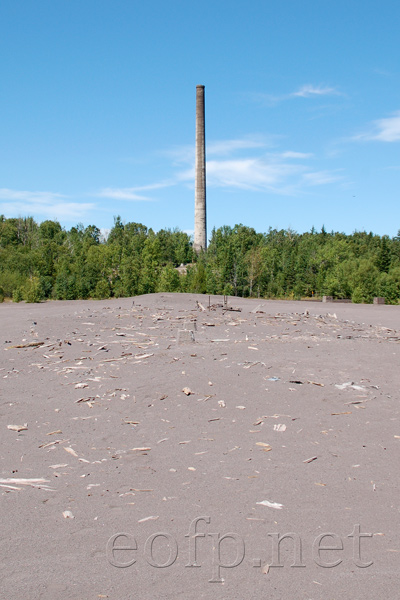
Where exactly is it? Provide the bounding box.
[194,85,206,252]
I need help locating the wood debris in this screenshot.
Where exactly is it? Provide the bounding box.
[7,424,28,432]
[273,424,286,432]
[0,478,54,491]
[303,456,318,463]
[256,442,272,451]
[138,516,159,523]
[262,564,270,575]
[256,500,283,509]
[64,447,79,457]
[8,341,44,349]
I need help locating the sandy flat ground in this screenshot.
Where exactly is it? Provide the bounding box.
[1,293,399,600]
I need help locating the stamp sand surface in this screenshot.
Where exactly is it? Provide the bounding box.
[1,294,399,599]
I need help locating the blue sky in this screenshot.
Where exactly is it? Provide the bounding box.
[1,0,399,238]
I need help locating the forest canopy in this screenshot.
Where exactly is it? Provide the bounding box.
[0,215,399,304]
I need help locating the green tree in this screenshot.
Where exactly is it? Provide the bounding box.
[157,264,181,292]
[23,276,44,303]
[376,236,391,273]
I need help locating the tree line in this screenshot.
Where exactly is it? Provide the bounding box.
[0,215,399,304]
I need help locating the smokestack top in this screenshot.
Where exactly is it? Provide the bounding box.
[196,84,205,89]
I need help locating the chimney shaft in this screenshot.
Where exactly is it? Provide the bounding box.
[194,85,206,252]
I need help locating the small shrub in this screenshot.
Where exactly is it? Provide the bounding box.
[223,283,233,296]
[93,280,110,300]
[23,277,44,303]
[351,286,364,304]
[12,287,23,302]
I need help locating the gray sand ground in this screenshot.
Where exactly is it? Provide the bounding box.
[1,293,399,599]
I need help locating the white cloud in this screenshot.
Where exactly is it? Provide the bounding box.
[246,85,340,106]
[207,137,267,156]
[0,188,65,203]
[110,136,342,202]
[205,157,306,192]
[93,136,320,203]
[164,137,269,165]
[47,202,96,219]
[0,188,95,220]
[97,187,151,201]
[246,92,281,106]
[205,159,340,192]
[355,111,400,142]
[280,151,314,159]
[292,85,340,98]
[170,137,342,195]
[301,170,344,186]
[176,167,195,182]
[134,182,174,191]
[97,179,177,200]
[163,145,195,165]
[373,68,394,78]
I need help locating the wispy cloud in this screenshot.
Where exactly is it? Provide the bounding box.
[162,145,195,165]
[291,84,340,98]
[0,188,95,220]
[247,85,341,106]
[166,136,274,164]
[97,181,174,201]
[97,188,151,201]
[244,92,281,106]
[301,170,344,186]
[175,151,340,195]
[373,68,395,79]
[207,136,268,156]
[280,151,314,159]
[354,110,400,142]
[0,188,65,203]
[97,135,342,205]
[205,158,305,191]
